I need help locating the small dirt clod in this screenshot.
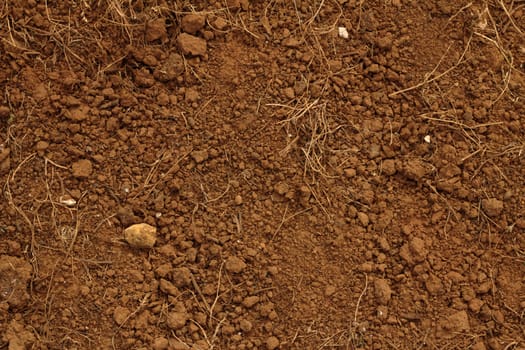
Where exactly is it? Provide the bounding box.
[152,337,169,350]
[482,198,504,217]
[225,256,247,273]
[166,311,189,330]
[0,255,32,309]
[266,336,280,350]
[146,18,167,42]
[177,33,207,56]
[438,310,470,338]
[113,306,131,326]
[71,159,93,178]
[374,278,392,305]
[242,295,260,308]
[181,14,206,34]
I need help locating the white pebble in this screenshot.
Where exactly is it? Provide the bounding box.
[59,196,77,207]
[338,27,349,39]
[124,223,157,249]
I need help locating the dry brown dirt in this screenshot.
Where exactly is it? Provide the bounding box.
[1,1,525,349]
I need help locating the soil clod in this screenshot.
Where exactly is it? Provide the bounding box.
[177,33,207,57]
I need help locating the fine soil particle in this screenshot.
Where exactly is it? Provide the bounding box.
[1,1,525,349]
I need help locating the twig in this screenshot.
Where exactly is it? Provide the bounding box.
[190,273,212,315]
[271,206,311,242]
[353,274,368,325]
[390,35,472,97]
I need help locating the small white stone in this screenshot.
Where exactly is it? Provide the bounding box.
[59,196,77,207]
[338,27,349,39]
[424,135,431,143]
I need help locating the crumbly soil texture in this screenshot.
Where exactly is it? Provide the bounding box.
[1,1,525,349]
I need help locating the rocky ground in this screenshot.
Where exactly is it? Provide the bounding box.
[1,0,525,349]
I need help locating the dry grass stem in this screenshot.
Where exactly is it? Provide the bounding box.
[497,0,523,34]
[353,274,368,325]
[144,150,191,198]
[390,35,472,97]
[269,98,341,180]
[271,205,311,242]
[472,2,519,104]
[105,0,134,42]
